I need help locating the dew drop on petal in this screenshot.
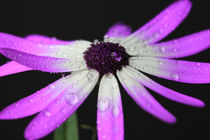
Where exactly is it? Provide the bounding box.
[170,73,179,81]
[49,85,55,90]
[65,94,78,105]
[60,108,66,113]
[43,110,51,117]
[112,106,120,118]
[106,73,113,78]
[159,46,166,53]
[93,39,99,44]
[29,99,34,103]
[87,70,96,81]
[15,103,19,107]
[102,134,107,139]
[196,62,201,66]
[98,99,109,112]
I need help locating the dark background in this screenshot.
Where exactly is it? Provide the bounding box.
[0,0,210,140]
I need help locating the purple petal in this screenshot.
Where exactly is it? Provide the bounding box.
[97,74,124,140]
[129,57,210,84]
[0,48,86,72]
[0,33,90,59]
[0,61,31,77]
[131,0,192,43]
[154,29,210,58]
[24,69,99,140]
[124,30,210,58]
[25,34,74,45]
[105,23,132,38]
[117,69,176,124]
[0,75,73,119]
[124,66,205,107]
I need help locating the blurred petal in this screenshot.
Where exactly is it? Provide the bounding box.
[124,66,205,107]
[0,74,73,119]
[25,34,74,45]
[117,68,176,124]
[0,61,31,77]
[0,33,91,59]
[105,23,132,38]
[24,69,99,140]
[122,0,191,45]
[97,74,124,140]
[0,48,86,72]
[129,57,210,84]
[124,30,210,58]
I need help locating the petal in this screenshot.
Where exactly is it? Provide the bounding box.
[124,30,210,58]
[117,68,176,124]
[25,34,74,45]
[97,74,124,140]
[24,69,99,140]
[0,48,86,72]
[129,57,210,84]
[154,29,210,58]
[0,61,31,77]
[0,33,91,59]
[122,0,191,44]
[0,74,73,119]
[105,23,132,38]
[124,66,205,107]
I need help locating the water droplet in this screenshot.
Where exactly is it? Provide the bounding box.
[60,108,66,113]
[65,94,78,105]
[49,85,55,89]
[44,111,51,117]
[93,39,99,44]
[15,103,19,107]
[56,99,61,104]
[106,73,113,78]
[87,70,96,81]
[159,47,166,53]
[170,73,179,81]
[196,62,200,66]
[111,52,122,61]
[112,106,120,118]
[158,61,163,65]
[29,99,34,103]
[104,35,109,41]
[146,103,151,108]
[102,134,107,139]
[98,99,109,112]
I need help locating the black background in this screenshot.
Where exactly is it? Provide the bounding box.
[0,0,210,140]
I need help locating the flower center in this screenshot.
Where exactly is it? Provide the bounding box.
[83,41,129,75]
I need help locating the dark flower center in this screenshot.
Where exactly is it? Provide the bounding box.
[83,41,130,75]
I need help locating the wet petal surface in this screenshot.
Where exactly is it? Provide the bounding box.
[124,30,210,58]
[0,74,73,119]
[124,66,205,107]
[0,48,86,72]
[122,0,191,45]
[25,34,74,45]
[129,57,210,83]
[24,69,99,140]
[117,68,176,124]
[97,74,124,140]
[0,33,90,59]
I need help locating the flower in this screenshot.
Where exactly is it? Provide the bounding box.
[0,0,210,140]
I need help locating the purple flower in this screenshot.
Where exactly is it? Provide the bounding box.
[0,0,210,140]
